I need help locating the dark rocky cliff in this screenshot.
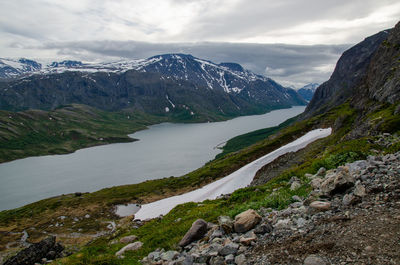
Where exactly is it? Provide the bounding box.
[303,29,391,117]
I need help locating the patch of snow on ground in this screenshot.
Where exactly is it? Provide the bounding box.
[134,128,332,220]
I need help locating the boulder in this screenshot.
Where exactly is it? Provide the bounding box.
[319,166,355,195]
[218,216,234,233]
[234,209,262,233]
[309,201,331,211]
[115,241,143,256]
[179,219,208,247]
[119,235,138,244]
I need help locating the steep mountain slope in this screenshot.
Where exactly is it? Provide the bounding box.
[304,29,390,117]
[297,83,319,101]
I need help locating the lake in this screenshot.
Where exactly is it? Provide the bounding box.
[0,106,305,211]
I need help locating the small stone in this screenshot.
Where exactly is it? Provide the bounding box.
[160,250,179,261]
[290,181,302,191]
[354,183,367,197]
[218,216,234,233]
[309,201,331,211]
[210,256,225,265]
[225,254,235,264]
[303,254,327,265]
[364,245,374,252]
[239,235,257,245]
[147,251,161,261]
[234,209,262,233]
[179,219,208,247]
[310,178,322,189]
[235,254,247,265]
[316,167,326,177]
[115,241,143,256]
[119,235,138,244]
[296,218,307,227]
[84,214,90,219]
[218,243,239,256]
[343,193,359,206]
[274,218,291,229]
[292,195,302,202]
[254,223,273,234]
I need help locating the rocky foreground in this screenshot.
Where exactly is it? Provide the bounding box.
[136,151,400,265]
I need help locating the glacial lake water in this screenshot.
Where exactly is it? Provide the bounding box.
[0,106,305,211]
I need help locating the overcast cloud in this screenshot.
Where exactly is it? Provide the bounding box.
[0,0,398,87]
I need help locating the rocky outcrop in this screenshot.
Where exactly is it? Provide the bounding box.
[3,236,64,265]
[304,29,390,117]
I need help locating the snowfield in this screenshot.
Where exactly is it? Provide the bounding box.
[134,128,332,220]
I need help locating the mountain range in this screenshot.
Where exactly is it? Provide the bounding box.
[0,54,305,118]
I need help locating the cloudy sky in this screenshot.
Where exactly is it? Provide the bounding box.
[0,0,399,87]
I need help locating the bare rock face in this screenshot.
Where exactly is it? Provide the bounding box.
[3,236,64,265]
[234,209,262,233]
[179,219,208,247]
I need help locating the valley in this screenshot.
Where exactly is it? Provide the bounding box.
[0,11,399,265]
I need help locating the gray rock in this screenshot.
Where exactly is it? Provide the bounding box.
[218,216,234,234]
[290,181,302,191]
[316,167,326,177]
[235,254,247,265]
[234,209,262,233]
[209,256,225,265]
[179,219,208,247]
[303,254,327,265]
[292,195,303,202]
[115,241,143,256]
[342,193,359,206]
[225,254,235,264]
[161,250,180,261]
[296,218,307,227]
[309,201,331,211]
[254,223,273,234]
[354,182,367,197]
[119,235,138,244]
[148,251,161,261]
[218,243,239,256]
[275,218,292,229]
[319,166,355,195]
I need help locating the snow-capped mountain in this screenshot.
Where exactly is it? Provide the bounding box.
[297,83,319,101]
[0,58,42,78]
[0,54,305,118]
[1,54,285,95]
